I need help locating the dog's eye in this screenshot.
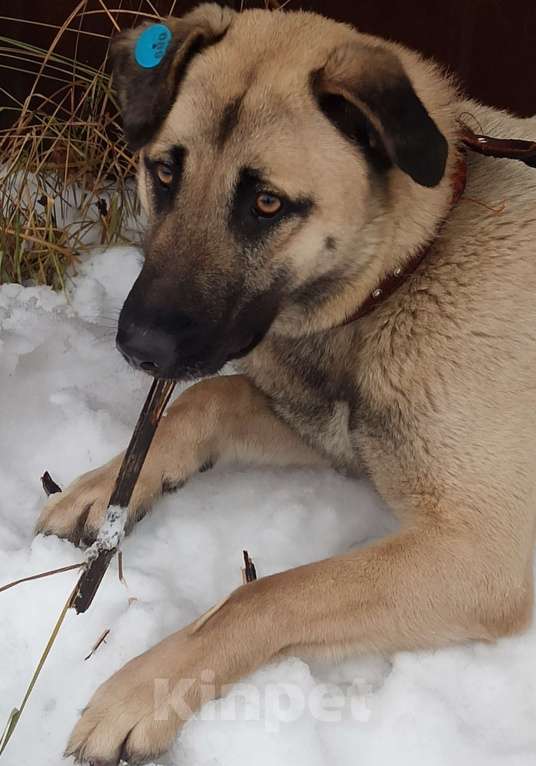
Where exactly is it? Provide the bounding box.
[254,192,283,218]
[155,163,174,187]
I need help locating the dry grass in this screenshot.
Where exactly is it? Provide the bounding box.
[0,1,176,288]
[0,1,283,289]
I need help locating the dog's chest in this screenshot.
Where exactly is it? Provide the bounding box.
[240,331,367,473]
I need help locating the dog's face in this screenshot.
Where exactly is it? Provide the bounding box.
[112,5,448,380]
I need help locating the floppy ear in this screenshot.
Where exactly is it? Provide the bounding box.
[110,4,235,150]
[312,43,448,187]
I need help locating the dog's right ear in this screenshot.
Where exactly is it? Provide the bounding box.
[110,4,235,150]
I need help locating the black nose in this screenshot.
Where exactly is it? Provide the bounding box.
[116,323,177,374]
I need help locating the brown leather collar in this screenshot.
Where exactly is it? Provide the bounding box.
[339,125,536,327]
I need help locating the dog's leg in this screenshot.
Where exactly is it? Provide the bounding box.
[35,375,324,543]
[65,510,534,764]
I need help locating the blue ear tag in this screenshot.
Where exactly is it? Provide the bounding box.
[135,24,172,69]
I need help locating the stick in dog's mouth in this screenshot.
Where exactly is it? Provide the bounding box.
[70,377,176,614]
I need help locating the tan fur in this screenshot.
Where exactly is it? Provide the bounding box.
[35,5,536,763]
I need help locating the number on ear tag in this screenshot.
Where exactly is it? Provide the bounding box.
[134,24,172,69]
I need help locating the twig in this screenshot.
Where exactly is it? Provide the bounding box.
[84,628,110,661]
[117,550,127,587]
[70,378,175,614]
[242,550,257,583]
[0,563,82,594]
[41,470,62,496]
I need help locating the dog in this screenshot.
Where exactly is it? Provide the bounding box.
[35,4,536,763]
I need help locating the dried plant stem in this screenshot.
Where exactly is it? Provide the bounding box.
[84,628,111,661]
[0,577,80,755]
[117,550,127,587]
[0,563,82,595]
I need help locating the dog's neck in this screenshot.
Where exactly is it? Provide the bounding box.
[271,124,536,341]
[338,155,468,326]
[334,126,536,328]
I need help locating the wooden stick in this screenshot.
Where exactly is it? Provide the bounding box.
[70,378,175,614]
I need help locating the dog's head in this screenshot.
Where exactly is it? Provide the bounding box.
[112,4,450,380]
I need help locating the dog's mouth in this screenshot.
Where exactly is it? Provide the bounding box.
[116,273,283,381]
[116,317,273,382]
[224,330,266,362]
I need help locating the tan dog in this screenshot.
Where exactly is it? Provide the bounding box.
[35,4,536,763]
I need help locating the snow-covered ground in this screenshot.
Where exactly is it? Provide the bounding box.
[0,246,535,766]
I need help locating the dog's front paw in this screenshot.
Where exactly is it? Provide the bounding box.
[34,455,157,545]
[35,459,121,545]
[66,584,272,763]
[65,630,201,765]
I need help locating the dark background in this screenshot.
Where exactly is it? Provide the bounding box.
[2,0,536,126]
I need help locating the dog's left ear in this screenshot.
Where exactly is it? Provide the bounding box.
[110,4,235,150]
[312,43,448,187]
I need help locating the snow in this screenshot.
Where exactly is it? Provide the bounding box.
[85,505,128,562]
[0,245,535,766]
